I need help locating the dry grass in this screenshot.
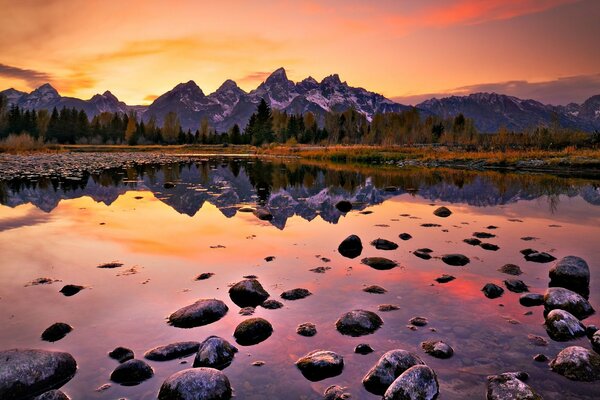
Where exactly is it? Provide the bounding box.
[0,133,46,153]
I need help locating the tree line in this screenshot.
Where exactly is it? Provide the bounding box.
[0,94,598,149]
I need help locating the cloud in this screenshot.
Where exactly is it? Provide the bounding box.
[392,73,600,105]
[238,71,273,84]
[143,94,158,102]
[0,63,52,88]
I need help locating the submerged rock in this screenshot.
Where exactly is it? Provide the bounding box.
[409,317,428,327]
[195,272,215,281]
[323,385,351,400]
[144,341,200,361]
[480,243,500,251]
[413,250,432,260]
[108,347,134,363]
[168,299,229,328]
[363,285,387,294]
[355,344,374,354]
[295,350,344,381]
[379,304,400,312]
[233,318,273,346]
[524,251,556,263]
[297,323,317,337]
[228,279,270,307]
[498,264,523,276]
[383,365,439,400]
[158,368,232,400]
[361,257,398,270]
[335,200,352,213]
[110,359,153,385]
[519,293,544,307]
[260,299,283,309]
[362,349,425,395]
[486,371,541,400]
[433,206,452,217]
[544,309,586,341]
[482,283,504,299]
[371,238,399,250]
[549,256,590,297]
[0,349,77,399]
[399,233,412,241]
[336,309,383,336]
[193,336,238,370]
[59,285,84,297]
[41,323,72,342]
[421,340,454,359]
[435,274,455,283]
[338,235,363,259]
[504,279,529,293]
[442,254,470,266]
[281,288,312,300]
[543,287,595,319]
[550,346,600,381]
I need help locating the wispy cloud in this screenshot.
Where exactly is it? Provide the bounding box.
[238,71,273,84]
[0,63,52,88]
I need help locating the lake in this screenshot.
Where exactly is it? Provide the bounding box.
[0,155,599,399]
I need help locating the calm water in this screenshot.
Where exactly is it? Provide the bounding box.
[0,157,599,399]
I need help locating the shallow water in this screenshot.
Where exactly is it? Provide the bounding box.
[0,157,599,399]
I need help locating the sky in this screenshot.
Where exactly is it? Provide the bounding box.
[0,0,599,105]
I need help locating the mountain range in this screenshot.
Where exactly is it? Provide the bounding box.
[2,68,599,133]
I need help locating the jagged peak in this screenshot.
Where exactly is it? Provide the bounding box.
[321,74,342,86]
[265,67,289,83]
[172,80,204,96]
[33,83,59,96]
[301,76,318,85]
[216,79,243,93]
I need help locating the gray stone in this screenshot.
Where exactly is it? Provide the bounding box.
[421,340,454,359]
[524,251,556,263]
[544,309,586,341]
[355,344,374,354]
[261,299,283,309]
[363,285,387,294]
[592,331,600,354]
[168,299,228,328]
[336,309,383,337]
[144,341,200,361]
[109,359,153,385]
[193,336,238,370]
[0,349,77,400]
[254,208,273,221]
[549,256,590,296]
[383,365,439,400]
[295,350,344,381]
[362,349,425,395]
[228,279,270,307]
[544,287,595,319]
[550,346,600,381]
[158,368,232,400]
[486,371,541,400]
[233,318,273,346]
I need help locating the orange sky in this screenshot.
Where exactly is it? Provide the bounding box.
[1,0,599,105]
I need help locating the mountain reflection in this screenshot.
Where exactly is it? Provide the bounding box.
[1,158,599,229]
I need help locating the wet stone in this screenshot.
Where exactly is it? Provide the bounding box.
[361,257,398,270]
[193,336,238,370]
[254,208,273,221]
[336,309,383,337]
[504,279,529,293]
[109,347,134,363]
[379,304,400,312]
[355,344,374,354]
[110,359,154,385]
[433,206,452,217]
[519,293,544,307]
[498,264,522,276]
[549,256,590,297]
[371,238,399,250]
[264,256,275,262]
[228,279,270,307]
[41,323,72,342]
[195,273,214,280]
[544,309,586,341]
[533,354,548,362]
[163,182,175,189]
[486,372,541,400]
[297,323,317,337]
[295,350,344,382]
[523,250,556,263]
[168,299,229,328]
[421,223,441,228]
[527,334,548,347]
[550,346,600,381]
[399,233,412,241]
[463,238,481,246]
[363,285,387,294]
[59,285,84,297]
[323,385,351,400]
[413,250,432,260]
[238,307,255,316]
[144,341,200,361]
[362,349,425,395]
[421,340,454,359]
[338,235,363,259]
[310,266,331,273]
[233,318,273,346]
[260,299,283,309]
[25,277,60,287]
[592,331,600,353]
[473,231,495,239]
[480,243,500,251]
[482,283,504,299]
[281,288,312,300]
[543,287,595,319]
[383,365,439,400]
[409,317,428,327]
[34,390,70,400]
[442,254,469,266]
[435,274,455,283]
[158,368,232,400]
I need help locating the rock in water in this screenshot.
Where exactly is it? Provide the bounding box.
[371,238,399,250]
[442,254,470,266]
[482,283,504,299]
[383,365,439,400]
[158,368,232,400]
[34,389,70,400]
[110,359,153,385]
[421,341,454,359]
[59,285,84,297]
[0,349,77,399]
[543,287,595,319]
[544,309,586,341]
[435,274,455,283]
[550,346,600,381]
[280,288,312,300]
[144,341,200,361]
[41,323,73,342]
[363,285,387,294]
[524,251,556,263]
[168,299,228,328]
[486,371,541,400]
[591,331,600,353]
[361,257,398,270]
[254,208,273,221]
[228,279,270,307]
[519,293,544,307]
[108,347,134,363]
[323,385,351,400]
[193,336,238,370]
[399,233,412,241]
[296,323,317,337]
[433,206,452,217]
[549,256,590,297]
[335,201,352,213]
[261,299,283,309]
[295,350,344,381]
[498,264,522,275]
[336,310,383,336]
[362,349,425,395]
[504,279,529,293]
[233,318,273,346]
[355,344,374,354]
[338,235,363,259]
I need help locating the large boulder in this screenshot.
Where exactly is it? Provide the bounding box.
[233,318,273,346]
[228,279,270,307]
[549,256,590,297]
[335,310,383,336]
[383,365,439,400]
[144,341,200,361]
[543,287,595,319]
[549,346,600,381]
[34,390,70,400]
[158,368,232,400]
[295,350,344,381]
[109,359,153,385]
[486,371,541,400]
[544,309,586,341]
[362,349,425,395]
[193,336,238,370]
[168,299,228,328]
[338,235,363,259]
[0,349,77,400]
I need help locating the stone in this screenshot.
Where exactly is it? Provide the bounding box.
[519,294,544,307]
[336,309,383,337]
[480,243,500,251]
[144,341,200,361]
[193,336,238,370]
[504,279,529,293]
[409,317,428,327]
[435,274,455,283]
[550,346,600,381]
[228,279,270,307]
[335,200,352,213]
[498,264,522,275]
[355,344,374,354]
[195,273,214,280]
[363,285,387,294]
[110,359,153,385]
[524,251,556,263]
[0,349,77,400]
[549,256,590,297]
[362,349,425,395]
[442,254,470,266]
[383,365,439,400]
[482,283,504,299]
[527,334,549,347]
[261,299,283,309]
[281,288,312,300]
[361,257,398,270]
[233,318,273,346]
[543,287,595,319]
[379,304,400,312]
[486,371,541,400]
[463,238,481,246]
[34,390,70,400]
[295,350,344,381]
[323,385,351,400]
[544,309,586,341]
[413,250,432,260]
[163,182,175,189]
[421,340,454,359]
[399,233,412,240]
[108,347,134,363]
[371,238,399,250]
[338,235,363,259]
[239,307,255,316]
[168,299,229,328]
[41,323,72,342]
[158,368,232,400]
[433,206,452,217]
[254,208,273,221]
[310,266,331,273]
[534,354,549,362]
[297,323,317,337]
[592,331,600,353]
[473,232,495,239]
[59,285,84,297]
